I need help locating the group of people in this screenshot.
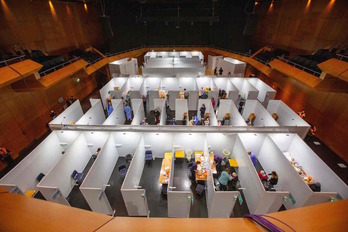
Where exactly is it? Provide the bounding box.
[214,67,224,76]
[66,96,77,107]
[0,146,14,167]
[258,170,279,191]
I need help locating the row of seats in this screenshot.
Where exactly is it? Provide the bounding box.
[254,49,289,65]
[69,49,102,65]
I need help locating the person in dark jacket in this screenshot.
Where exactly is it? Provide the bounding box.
[200,104,206,122]
[268,171,278,190]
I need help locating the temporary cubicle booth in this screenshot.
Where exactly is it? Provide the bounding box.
[99,77,128,108]
[123,77,144,100]
[207,55,223,70]
[217,100,247,126]
[103,99,126,126]
[154,98,167,125]
[230,78,259,100]
[197,99,218,126]
[49,100,84,128]
[131,99,145,126]
[37,132,109,205]
[247,78,276,107]
[242,100,279,127]
[76,99,105,125]
[175,99,188,124]
[236,134,290,214]
[0,130,80,195]
[267,100,310,139]
[268,133,348,207]
[213,78,239,103]
[196,76,218,92]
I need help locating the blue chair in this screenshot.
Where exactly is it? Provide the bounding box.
[193,116,199,125]
[118,164,128,178]
[145,150,153,161]
[71,170,84,183]
[36,173,45,182]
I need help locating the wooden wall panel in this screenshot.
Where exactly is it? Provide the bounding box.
[252,0,348,54]
[0,0,106,55]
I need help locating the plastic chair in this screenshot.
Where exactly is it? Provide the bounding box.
[118,164,128,178]
[36,173,45,182]
[145,150,153,161]
[71,170,84,183]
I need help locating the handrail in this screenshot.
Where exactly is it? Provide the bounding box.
[0,55,26,66]
[252,56,271,66]
[336,54,348,61]
[277,57,321,77]
[39,57,80,76]
[86,56,104,67]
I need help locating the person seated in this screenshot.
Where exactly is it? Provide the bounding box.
[221,92,227,99]
[268,171,278,190]
[258,170,268,186]
[217,120,222,126]
[229,172,239,190]
[246,113,256,126]
[272,113,278,121]
[223,113,231,125]
[154,108,161,124]
[92,148,101,159]
[199,87,205,97]
[193,115,199,125]
[204,115,210,126]
[189,117,194,126]
[309,182,321,192]
[140,119,148,125]
[218,168,232,191]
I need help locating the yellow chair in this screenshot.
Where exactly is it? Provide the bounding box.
[229,159,239,168]
[25,190,37,198]
[164,152,172,159]
[175,150,185,158]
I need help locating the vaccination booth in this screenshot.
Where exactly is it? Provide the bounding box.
[216,57,247,76]
[267,100,310,139]
[131,99,145,126]
[76,99,105,126]
[99,77,128,109]
[103,99,126,126]
[217,100,247,126]
[242,100,280,127]
[49,100,84,128]
[230,78,259,101]
[0,130,80,196]
[36,132,109,205]
[197,99,218,126]
[154,98,167,125]
[237,134,290,214]
[268,133,348,207]
[175,99,188,125]
[247,78,276,107]
[213,78,239,103]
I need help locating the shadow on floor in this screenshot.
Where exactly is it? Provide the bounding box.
[139,158,168,218]
[105,157,128,216]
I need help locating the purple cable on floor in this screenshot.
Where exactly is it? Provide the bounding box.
[243,214,296,232]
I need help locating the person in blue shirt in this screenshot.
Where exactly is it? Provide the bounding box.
[248,151,257,166]
[218,168,232,191]
[106,101,114,116]
[124,104,132,121]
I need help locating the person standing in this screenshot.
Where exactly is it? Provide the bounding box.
[218,168,232,191]
[200,104,206,121]
[211,98,216,109]
[219,67,223,76]
[248,152,258,166]
[0,147,14,167]
[50,111,57,120]
[124,104,132,121]
[298,110,306,119]
[107,101,114,116]
[142,95,147,112]
[268,171,278,190]
[258,170,268,186]
[184,88,189,99]
[154,108,161,124]
[214,67,217,76]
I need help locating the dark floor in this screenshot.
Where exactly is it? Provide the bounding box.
[80,89,101,113]
[145,110,157,125]
[67,157,96,210]
[139,158,168,217]
[172,159,209,218]
[105,157,128,216]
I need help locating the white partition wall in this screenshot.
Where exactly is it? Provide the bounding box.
[80,133,118,215]
[131,99,145,125]
[103,99,126,125]
[240,80,259,100]
[175,99,188,122]
[121,136,149,216]
[188,91,199,111]
[267,100,310,139]
[178,77,197,91]
[112,132,142,157]
[168,91,180,110]
[196,77,214,91]
[0,131,69,193]
[147,90,160,112]
[154,98,166,125]
[143,77,161,94]
[109,58,137,76]
[143,133,173,159]
[269,134,348,207]
[217,100,247,126]
[76,99,105,125]
[100,78,128,108]
[49,100,83,127]
[248,78,276,106]
[236,134,289,214]
[217,58,247,76]
[207,55,223,70]
[161,77,179,91]
[242,100,279,127]
[37,133,94,206]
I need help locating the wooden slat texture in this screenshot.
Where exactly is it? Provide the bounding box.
[84,58,110,76]
[0,193,113,232]
[0,60,42,88]
[269,59,322,88]
[38,59,88,88]
[318,58,348,82]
